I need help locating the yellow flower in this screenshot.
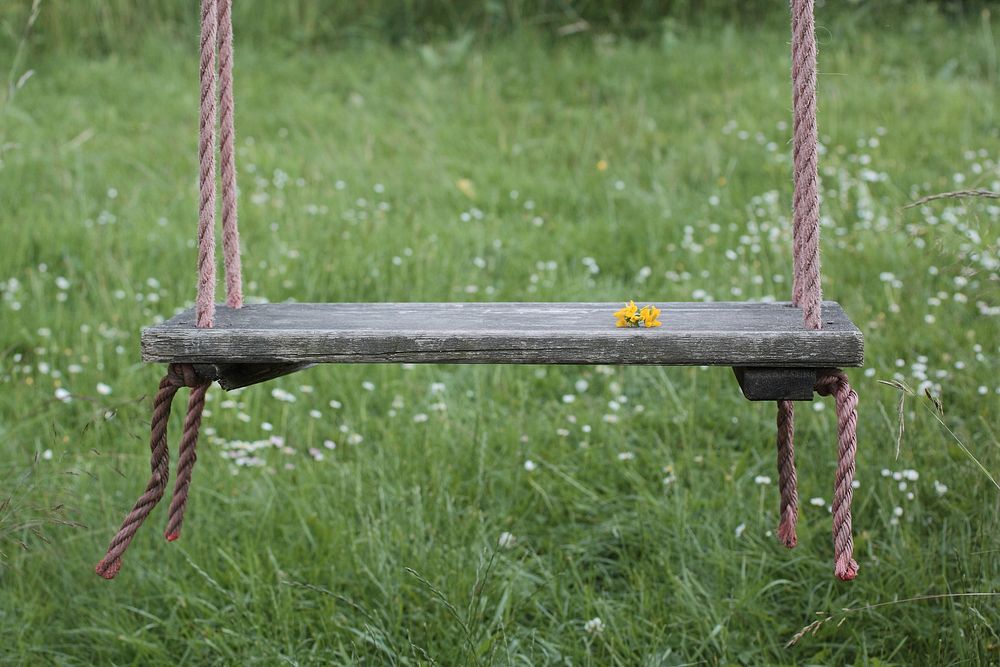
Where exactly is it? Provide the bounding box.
[614,300,639,327]
[596,159,608,172]
[640,304,662,328]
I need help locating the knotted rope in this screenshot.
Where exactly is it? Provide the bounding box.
[815,370,860,580]
[774,0,860,580]
[95,365,210,579]
[96,0,242,579]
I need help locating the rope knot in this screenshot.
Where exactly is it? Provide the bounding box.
[814,368,848,397]
[166,363,207,389]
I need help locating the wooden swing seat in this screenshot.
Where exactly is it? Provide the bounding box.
[141,301,863,400]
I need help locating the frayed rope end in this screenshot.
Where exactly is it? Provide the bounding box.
[94,558,121,580]
[835,556,859,581]
[776,511,798,549]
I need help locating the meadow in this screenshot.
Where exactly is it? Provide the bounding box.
[1,5,999,665]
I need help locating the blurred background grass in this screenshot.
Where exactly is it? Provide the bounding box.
[1,0,995,54]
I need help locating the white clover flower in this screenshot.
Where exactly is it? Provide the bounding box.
[96,382,112,396]
[584,617,605,635]
[617,452,635,461]
[54,387,72,403]
[735,523,746,538]
[810,497,826,507]
[754,475,772,486]
[523,460,537,472]
[498,532,516,549]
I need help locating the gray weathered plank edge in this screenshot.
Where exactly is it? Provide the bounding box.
[141,301,864,367]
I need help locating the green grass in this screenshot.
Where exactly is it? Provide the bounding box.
[2,9,1000,666]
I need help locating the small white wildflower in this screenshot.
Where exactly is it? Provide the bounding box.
[584,617,605,635]
[561,394,576,404]
[96,382,112,396]
[754,475,772,486]
[361,381,375,392]
[347,433,364,445]
[893,506,904,517]
[934,480,948,496]
[498,532,516,549]
[430,382,446,394]
[810,497,826,507]
[575,379,589,393]
[523,460,537,472]
[42,449,53,461]
[271,388,296,403]
[309,409,322,419]
[329,399,342,409]
[261,422,274,432]
[735,523,746,538]
[54,387,72,403]
[413,413,428,423]
[903,469,919,481]
[617,452,635,461]
[323,439,336,450]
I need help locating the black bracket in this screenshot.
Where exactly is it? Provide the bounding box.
[732,367,818,401]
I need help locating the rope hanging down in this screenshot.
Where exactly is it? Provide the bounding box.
[774,0,860,581]
[96,0,242,579]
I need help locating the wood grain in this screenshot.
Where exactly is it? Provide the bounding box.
[141,301,864,367]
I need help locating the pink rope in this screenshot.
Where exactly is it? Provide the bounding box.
[196,0,218,328]
[197,0,243,327]
[217,0,243,310]
[769,1,860,580]
[97,1,244,578]
[95,365,210,579]
[775,399,798,548]
[815,370,860,581]
[790,0,822,329]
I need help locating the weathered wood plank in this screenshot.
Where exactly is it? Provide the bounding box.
[733,367,817,401]
[141,301,864,367]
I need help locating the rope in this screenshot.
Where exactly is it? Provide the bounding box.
[815,370,860,581]
[790,0,822,329]
[770,0,860,580]
[95,365,210,579]
[775,400,798,548]
[197,0,243,328]
[217,0,243,311]
[97,0,242,579]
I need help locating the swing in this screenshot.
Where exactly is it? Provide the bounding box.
[97,0,863,581]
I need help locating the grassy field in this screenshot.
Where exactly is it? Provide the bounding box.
[2,7,999,665]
